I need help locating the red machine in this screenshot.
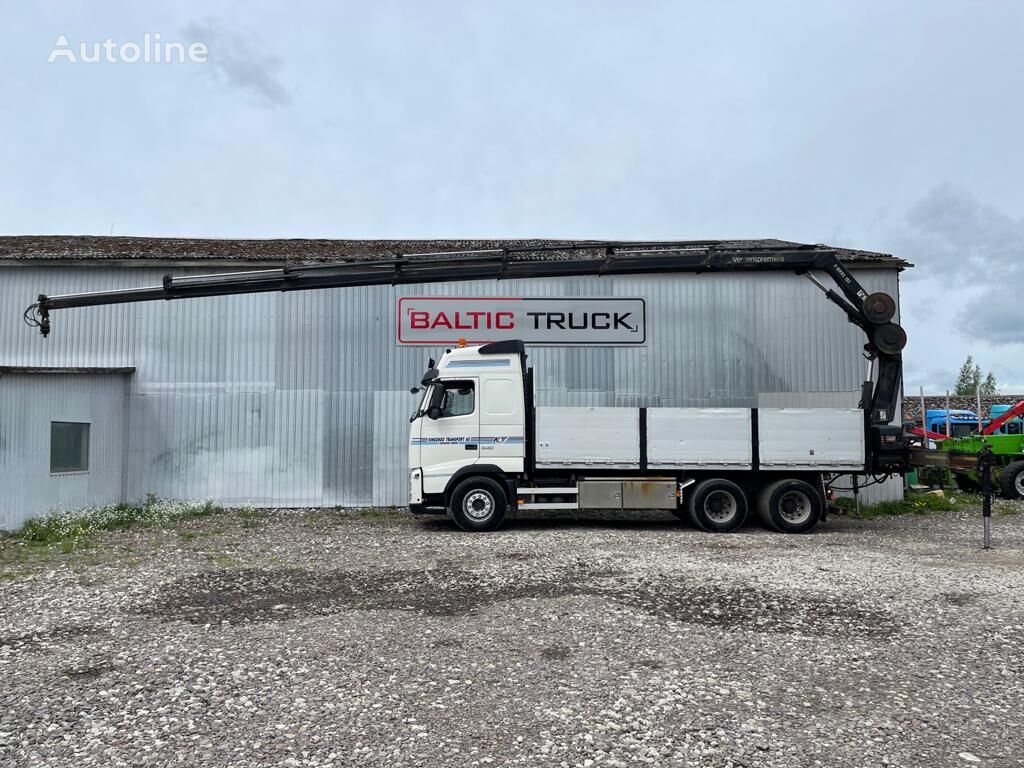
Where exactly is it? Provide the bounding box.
[983,401,1024,436]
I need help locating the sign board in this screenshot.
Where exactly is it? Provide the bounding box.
[397,297,646,346]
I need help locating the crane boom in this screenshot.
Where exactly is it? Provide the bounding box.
[982,400,1024,435]
[23,240,906,426]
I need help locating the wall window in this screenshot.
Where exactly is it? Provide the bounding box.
[51,421,90,473]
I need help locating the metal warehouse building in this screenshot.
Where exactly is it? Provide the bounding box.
[0,236,908,529]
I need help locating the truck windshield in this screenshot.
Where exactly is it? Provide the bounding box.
[931,422,984,438]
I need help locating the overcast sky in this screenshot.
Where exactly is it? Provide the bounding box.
[1,1,1021,393]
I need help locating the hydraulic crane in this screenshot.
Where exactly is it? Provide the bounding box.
[23,240,907,472]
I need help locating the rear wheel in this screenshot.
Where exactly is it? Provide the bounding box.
[450,477,507,532]
[999,461,1024,500]
[758,479,823,534]
[687,479,748,533]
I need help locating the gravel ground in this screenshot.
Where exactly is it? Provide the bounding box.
[2,503,1023,768]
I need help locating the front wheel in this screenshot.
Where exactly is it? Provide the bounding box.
[758,479,823,534]
[450,477,507,532]
[999,461,1024,500]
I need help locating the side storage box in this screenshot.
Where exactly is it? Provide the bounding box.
[622,479,677,509]
[577,479,677,510]
[578,480,623,509]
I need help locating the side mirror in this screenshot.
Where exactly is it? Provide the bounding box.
[410,386,420,394]
[426,385,445,419]
[421,367,439,386]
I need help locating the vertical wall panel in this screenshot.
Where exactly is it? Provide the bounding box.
[373,391,414,507]
[323,390,373,505]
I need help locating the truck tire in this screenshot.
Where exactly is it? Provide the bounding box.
[450,477,507,532]
[687,479,748,533]
[757,479,822,534]
[999,461,1024,500]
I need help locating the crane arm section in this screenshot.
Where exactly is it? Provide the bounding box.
[982,400,1024,435]
[24,241,906,425]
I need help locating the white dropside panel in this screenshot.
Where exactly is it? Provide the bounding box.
[647,408,752,468]
[758,408,865,470]
[536,407,639,468]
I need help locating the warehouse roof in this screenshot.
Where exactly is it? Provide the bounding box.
[0,235,910,269]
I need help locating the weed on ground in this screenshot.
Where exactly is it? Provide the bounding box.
[304,506,406,527]
[13,494,223,546]
[836,488,1024,519]
[835,491,961,518]
[0,495,225,573]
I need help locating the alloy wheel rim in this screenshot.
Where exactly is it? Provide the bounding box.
[704,490,737,523]
[465,491,494,521]
[778,490,812,525]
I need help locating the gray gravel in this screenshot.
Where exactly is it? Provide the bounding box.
[2,504,1024,767]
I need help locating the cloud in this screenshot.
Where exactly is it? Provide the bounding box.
[883,185,1023,347]
[182,19,292,107]
[958,289,1024,344]
[889,185,1024,280]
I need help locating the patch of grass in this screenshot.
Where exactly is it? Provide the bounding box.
[306,506,404,527]
[12,494,225,549]
[59,538,92,554]
[0,539,50,569]
[210,553,238,568]
[237,507,271,529]
[352,506,403,521]
[996,502,1024,516]
[838,492,961,519]
[833,497,857,513]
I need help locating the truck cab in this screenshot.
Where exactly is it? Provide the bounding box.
[408,341,527,524]
[925,409,985,439]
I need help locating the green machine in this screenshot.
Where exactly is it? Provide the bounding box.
[912,400,1024,498]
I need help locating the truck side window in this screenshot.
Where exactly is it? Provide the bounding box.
[440,382,475,418]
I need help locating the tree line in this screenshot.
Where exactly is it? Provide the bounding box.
[954,355,998,396]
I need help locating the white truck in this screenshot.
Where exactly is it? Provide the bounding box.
[408,340,873,534]
[26,241,909,531]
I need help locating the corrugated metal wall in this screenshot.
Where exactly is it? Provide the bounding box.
[0,265,902,522]
[0,373,128,528]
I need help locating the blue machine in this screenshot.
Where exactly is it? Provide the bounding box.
[924,409,985,438]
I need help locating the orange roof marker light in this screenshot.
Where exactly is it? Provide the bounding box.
[457,337,467,348]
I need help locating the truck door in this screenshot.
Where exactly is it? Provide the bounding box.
[419,379,480,494]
